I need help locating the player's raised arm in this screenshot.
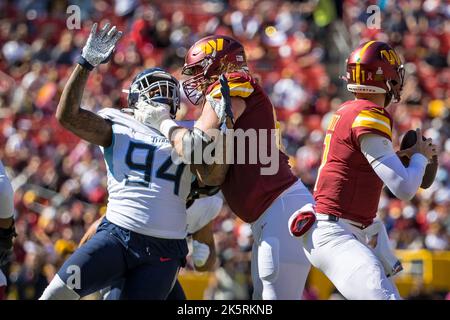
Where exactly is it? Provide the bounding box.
[56,23,122,147]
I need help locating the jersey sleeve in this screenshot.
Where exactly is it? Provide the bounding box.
[97,107,117,120]
[186,195,223,234]
[97,107,138,129]
[351,108,393,142]
[206,72,254,99]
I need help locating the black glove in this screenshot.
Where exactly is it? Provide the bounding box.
[0,221,17,267]
[186,179,221,209]
[220,74,234,123]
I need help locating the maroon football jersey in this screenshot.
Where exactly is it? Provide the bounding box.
[206,72,297,223]
[313,99,393,226]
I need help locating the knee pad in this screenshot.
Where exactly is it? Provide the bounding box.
[39,275,80,300]
[257,237,279,283]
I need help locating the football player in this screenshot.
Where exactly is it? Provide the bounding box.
[0,161,15,300]
[293,41,437,299]
[40,23,193,300]
[77,184,223,300]
[134,36,313,300]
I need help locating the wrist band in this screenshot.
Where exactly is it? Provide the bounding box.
[77,56,94,71]
[160,119,180,140]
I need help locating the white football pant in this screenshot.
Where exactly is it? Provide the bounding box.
[251,180,313,300]
[302,219,401,300]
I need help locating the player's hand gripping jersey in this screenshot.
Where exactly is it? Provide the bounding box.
[314,99,393,226]
[97,108,192,239]
[206,72,297,223]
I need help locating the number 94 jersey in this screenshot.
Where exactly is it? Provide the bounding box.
[97,108,192,239]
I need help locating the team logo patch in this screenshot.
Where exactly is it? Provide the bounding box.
[380,49,401,65]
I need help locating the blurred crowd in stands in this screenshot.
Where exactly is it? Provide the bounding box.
[0,0,448,300]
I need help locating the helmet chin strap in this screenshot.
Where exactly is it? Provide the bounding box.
[384,80,394,107]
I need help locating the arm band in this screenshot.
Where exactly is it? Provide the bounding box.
[182,127,214,164]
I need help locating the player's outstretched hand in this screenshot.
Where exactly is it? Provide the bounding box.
[134,99,172,130]
[78,23,123,71]
[192,240,210,268]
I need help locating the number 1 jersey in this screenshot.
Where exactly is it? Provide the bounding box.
[97,108,192,239]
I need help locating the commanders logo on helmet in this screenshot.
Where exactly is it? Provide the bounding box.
[124,68,181,118]
[182,35,248,105]
[345,41,404,105]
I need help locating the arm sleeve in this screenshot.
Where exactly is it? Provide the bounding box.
[360,134,428,201]
[0,163,14,219]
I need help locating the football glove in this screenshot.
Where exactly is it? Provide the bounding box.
[192,240,210,268]
[133,99,173,131]
[362,220,403,277]
[77,23,122,71]
[288,203,316,237]
[206,74,234,129]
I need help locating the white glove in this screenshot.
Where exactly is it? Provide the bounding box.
[192,240,210,268]
[79,23,122,69]
[363,220,403,277]
[134,99,172,129]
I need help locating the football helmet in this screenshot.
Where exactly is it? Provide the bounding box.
[346,41,404,105]
[124,68,180,118]
[182,35,247,105]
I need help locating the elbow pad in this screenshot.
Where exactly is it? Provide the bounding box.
[182,127,214,164]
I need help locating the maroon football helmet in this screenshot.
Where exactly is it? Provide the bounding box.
[182,35,248,105]
[346,41,405,105]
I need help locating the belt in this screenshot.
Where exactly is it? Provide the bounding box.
[315,213,339,222]
[315,213,368,229]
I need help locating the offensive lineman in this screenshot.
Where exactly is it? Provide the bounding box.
[40,23,193,299]
[134,36,313,300]
[293,41,437,299]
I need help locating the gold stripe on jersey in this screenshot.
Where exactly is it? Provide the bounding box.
[358,109,391,126]
[352,109,392,138]
[209,81,254,99]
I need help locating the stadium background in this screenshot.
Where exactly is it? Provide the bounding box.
[0,0,448,300]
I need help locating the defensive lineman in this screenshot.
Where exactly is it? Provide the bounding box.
[40,23,192,299]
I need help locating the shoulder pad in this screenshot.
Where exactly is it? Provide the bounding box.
[206,72,254,99]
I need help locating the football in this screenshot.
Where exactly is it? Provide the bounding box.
[399,130,438,189]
